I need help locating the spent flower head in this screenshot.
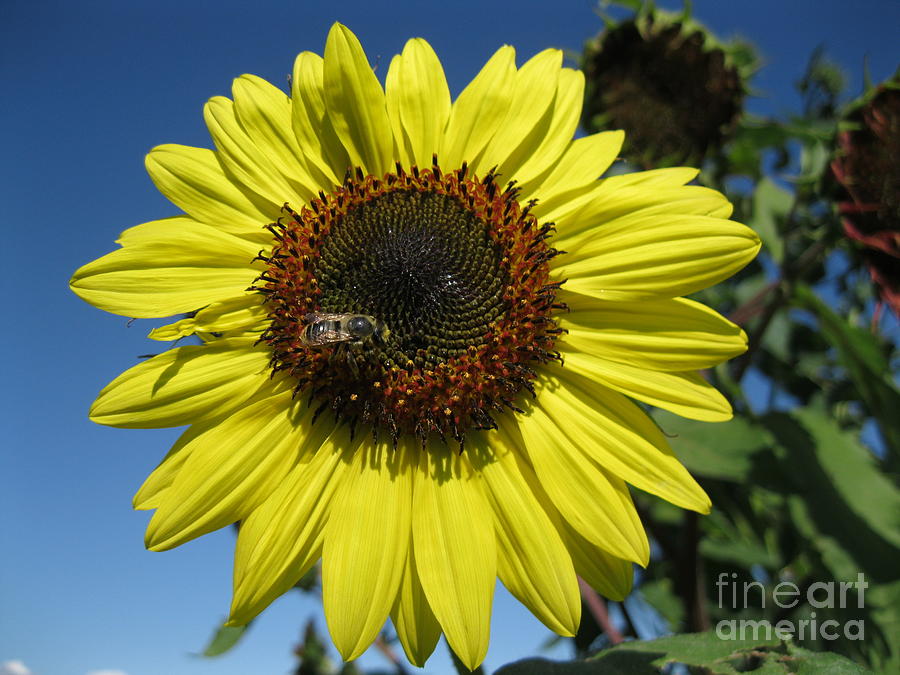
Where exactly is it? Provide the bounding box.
[582,2,756,168]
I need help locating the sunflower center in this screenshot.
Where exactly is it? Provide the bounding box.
[255,162,565,447]
[315,188,505,366]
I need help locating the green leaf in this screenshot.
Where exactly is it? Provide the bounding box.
[763,410,900,580]
[747,177,792,262]
[495,633,870,674]
[200,621,249,657]
[793,284,900,462]
[789,496,900,670]
[638,580,684,629]
[791,647,874,674]
[794,409,900,550]
[732,117,835,153]
[797,141,830,185]
[700,536,779,568]
[652,410,771,481]
[594,633,780,674]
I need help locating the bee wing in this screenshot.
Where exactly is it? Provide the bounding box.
[304,312,352,322]
[306,329,353,346]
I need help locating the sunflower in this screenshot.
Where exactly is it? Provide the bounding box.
[831,70,900,316]
[70,24,759,669]
[581,5,754,168]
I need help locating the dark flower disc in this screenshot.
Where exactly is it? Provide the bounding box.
[582,15,745,167]
[255,161,566,446]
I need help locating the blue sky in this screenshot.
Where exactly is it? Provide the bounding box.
[2,1,899,674]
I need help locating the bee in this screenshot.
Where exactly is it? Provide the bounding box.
[300,312,389,347]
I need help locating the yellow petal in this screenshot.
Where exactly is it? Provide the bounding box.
[204,96,309,207]
[439,45,516,170]
[605,166,700,187]
[145,145,273,242]
[231,74,324,195]
[413,444,495,670]
[554,214,761,300]
[387,38,451,169]
[133,425,201,510]
[536,365,712,513]
[521,462,635,600]
[149,293,267,341]
[291,51,347,186]
[70,217,260,318]
[323,438,414,661]
[385,54,415,169]
[525,130,623,206]
[191,292,267,332]
[391,535,442,667]
[145,388,309,551]
[512,67,584,186]
[323,23,395,176]
[147,318,196,342]
[561,348,734,422]
[557,519,634,601]
[89,338,271,428]
[479,430,580,636]
[475,49,562,178]
[538,166,700,225]
[553,186,734,250]
[229,423,350,626]
[559,292,747,371]
[514,410,650,564]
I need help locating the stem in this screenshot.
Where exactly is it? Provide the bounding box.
[730,238,831,382]
[578,577,624,644]
[680,511,711,632]
[729,280,779,326]
[732,284,785,382]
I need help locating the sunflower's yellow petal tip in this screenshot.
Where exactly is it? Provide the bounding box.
[407,655,427,669]
[537,46,564,59]
[703,408,735,423]
[144,510,184,552]
[144,144,175,168]
[404,36,428,49]
[677,480,713,516]
[144,527,165,552]
[87,398,106,425]
[227,591,259,629]
[145,537,167,553]
[608,128,626,149]
[635,537,651,568]
[495,44,516,59]
[453,643,488,673]
[328,21,355,41]
[331,635,368,664]
[558,626,577,639]
[132,489,159,511]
